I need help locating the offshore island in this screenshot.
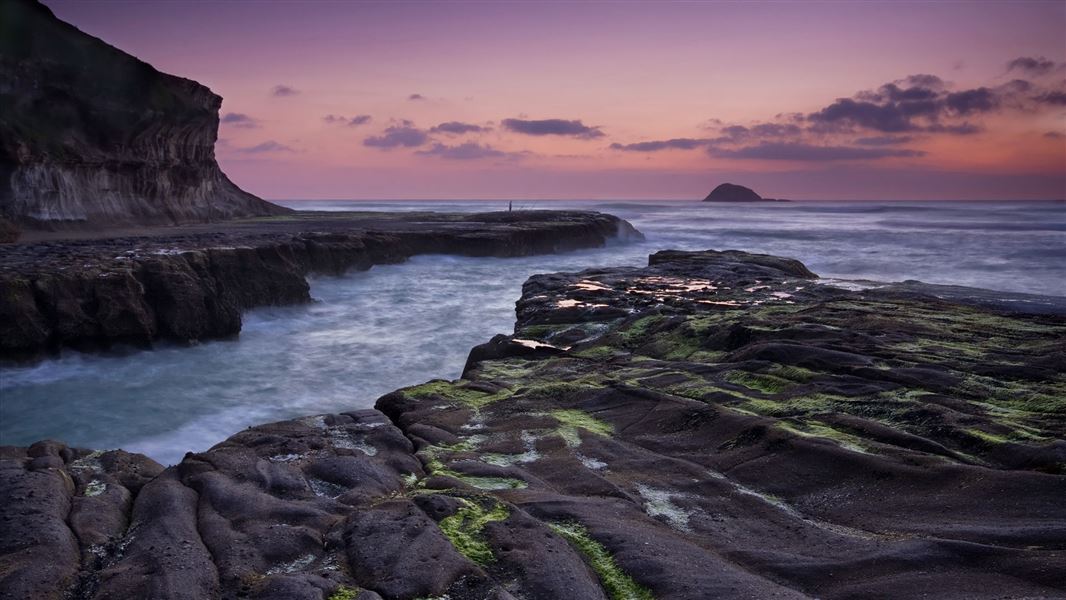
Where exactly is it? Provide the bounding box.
[2,2,1064,600]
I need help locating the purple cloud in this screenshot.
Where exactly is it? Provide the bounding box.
[325,114,372,126]
[502,118,604,139]
[1007,56,1057,76]
[945,87,997,114]
[237,140,295,153]
[408,93,425,101]
[854,135,913,146]
[430,121,487,134]
[1036,91,1066,106]
[271,84,299,97]
[363,122,429,148]
[610,138,709,152]
[808,98,918,133]
[416,142,520,160]
[709,142,924,161]
[221,113,258,128]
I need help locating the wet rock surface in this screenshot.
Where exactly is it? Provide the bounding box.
[2,249,1065,599]
[0,210,640,360]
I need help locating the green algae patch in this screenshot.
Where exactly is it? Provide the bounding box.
[472,358,539,384]
[517,323,568,339]
[548,409,614,447]
[620,315,666,348]
[725,370,794,394]
[966,428,1009,445]
[685,350,728,364]
[404,379,511,410]
[526,381,601,400]
[769,364,818,382]
[573,345,623,360]
[438,498,509,565]
[328,587,359,600]
[422,456,528,491]
[778,420,873,454]
[548,522,654,600]
[891,338,984,359]
[956,375,1066,414]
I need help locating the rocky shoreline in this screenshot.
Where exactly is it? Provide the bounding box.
[2,249,1063,600]
[0,210,640,360]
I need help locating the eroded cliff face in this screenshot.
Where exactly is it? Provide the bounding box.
[0,0,288,229]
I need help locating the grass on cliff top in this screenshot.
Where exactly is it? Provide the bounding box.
[438,497,509,565]
[548,522,654,600]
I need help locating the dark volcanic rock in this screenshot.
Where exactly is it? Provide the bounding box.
[3,249,1065,599]
[0,210,641,360]
[0,0,289,228]
[703,182,769,202]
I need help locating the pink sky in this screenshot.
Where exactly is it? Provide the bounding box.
[45,0,1066,200]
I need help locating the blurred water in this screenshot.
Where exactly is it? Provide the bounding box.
[2,199,1063,463]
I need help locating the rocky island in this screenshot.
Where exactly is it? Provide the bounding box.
[3,249,1064,599]
[703,183,787,202]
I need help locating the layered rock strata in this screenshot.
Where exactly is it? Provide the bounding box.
[2,249,1064,599]
[0,210,641,360]
[0,0,288,229]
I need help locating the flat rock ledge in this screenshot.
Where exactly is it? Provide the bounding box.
[2,249,1065,600]
[0,210,641,360]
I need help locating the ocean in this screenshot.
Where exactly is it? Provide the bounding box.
[2,199,1063,464]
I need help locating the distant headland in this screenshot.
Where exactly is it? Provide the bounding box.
[703,183,789,202]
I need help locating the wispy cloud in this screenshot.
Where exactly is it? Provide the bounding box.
[324,114,372,127]
[1007,56,1057,76]
[854,135,914,146]
[607,68,1066,163]
[430,121,487,135]
[363,121,429,148]
[416,142,522,160]
[237,140,296,153]
[271,84,299,97]
[220,113,258,128]
[610,138,709,152]
[502,118,604,139]
[708,142,924,161]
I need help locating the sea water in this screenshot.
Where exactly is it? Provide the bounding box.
[2,200,1063,464]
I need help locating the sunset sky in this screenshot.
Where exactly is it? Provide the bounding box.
[45,0,1066,200]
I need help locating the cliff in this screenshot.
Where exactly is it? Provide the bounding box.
[0,0,288,230]
[2,249,1063,599]
[0,210,642,360]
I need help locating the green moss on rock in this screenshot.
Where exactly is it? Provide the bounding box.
[547,409,614,447]
[548,522,654,600]
[438,497,509,565]
[327,587,359,600]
